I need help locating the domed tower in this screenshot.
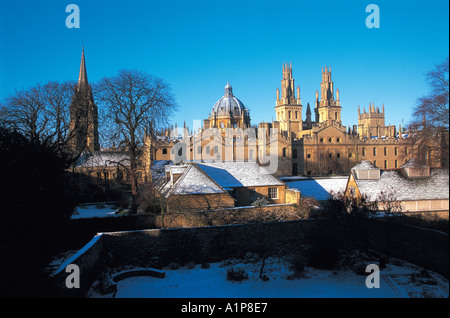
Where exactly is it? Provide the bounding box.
[203,82,251,131]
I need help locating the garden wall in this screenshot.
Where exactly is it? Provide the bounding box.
[52,217,449,297]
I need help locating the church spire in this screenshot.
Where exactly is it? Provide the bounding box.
[78,46,88,88]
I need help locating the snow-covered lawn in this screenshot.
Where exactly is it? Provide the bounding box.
[88,253,449,298]
[71,202,121,219]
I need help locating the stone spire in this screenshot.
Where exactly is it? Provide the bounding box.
[77,46,88,89]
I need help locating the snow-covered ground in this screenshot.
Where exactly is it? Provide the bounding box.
[71,202,120,219]
[88,253,449,298]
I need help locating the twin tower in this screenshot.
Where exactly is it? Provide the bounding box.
[275,63,342,140]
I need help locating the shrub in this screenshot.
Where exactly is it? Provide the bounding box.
[226,267,249,282]
[289,254,306,276]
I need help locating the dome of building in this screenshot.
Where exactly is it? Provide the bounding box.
[212,82,246,117]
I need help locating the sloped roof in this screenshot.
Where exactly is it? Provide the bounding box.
[285,177,349,201]
[354,169,449,201]
[162,164,226,197]
[196,162,284,188]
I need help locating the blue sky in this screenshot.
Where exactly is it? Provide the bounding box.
[0,0,448,132]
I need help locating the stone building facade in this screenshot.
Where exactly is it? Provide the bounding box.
[67,48,441,180]
[152,63,434,177]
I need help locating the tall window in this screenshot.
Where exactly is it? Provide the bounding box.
[283,147,287,157]
[384,147,387,156]
[384,160,388,169]
[268,187,278,199]
[373,147,377,156]
[362,147,366,156]
[395,147,398,156]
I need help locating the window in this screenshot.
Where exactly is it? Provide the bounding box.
[405,147,408,155]
[384,147,387,156]
[329,153,333,158]
[337,153,341,158]
[374,160,377,167]
[268,187,278,199]
[295,111,298,119]
[320,138,324,143]
[288,111,291,119]
[384,160,388,169]
[307,153,311,159]
[362,147,366,156]
[282,147,287,157]
[328,138,332,143]
[349,152,353,158]
[249,189,256,202]
[162,148,167,155]
[395,147,398,156]
[337,138,341,143]
[395,160,398,168]
[373,147,377,156]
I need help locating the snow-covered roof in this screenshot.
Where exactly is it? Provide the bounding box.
[354,169,449,201]
[76,151,130,168]
[161,164,226,197]
[196,162,284,188]
[285,177,349,201]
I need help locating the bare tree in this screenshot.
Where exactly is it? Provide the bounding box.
[95,69,177,211]
[1,80,78,155]
[410,57,449,167]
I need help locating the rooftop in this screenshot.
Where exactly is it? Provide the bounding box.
[354,168,449,201]
[196,162,284,188]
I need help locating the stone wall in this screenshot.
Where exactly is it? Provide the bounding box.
[102,219,315,269]
[52,216,449,297]
[51,234,104,297]
[156,203,301,228]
